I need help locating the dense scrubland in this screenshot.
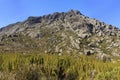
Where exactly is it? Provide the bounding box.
[0,53,120,80]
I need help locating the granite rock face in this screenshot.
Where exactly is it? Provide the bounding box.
[0,10,120,58]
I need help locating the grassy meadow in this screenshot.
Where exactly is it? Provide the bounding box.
[0,53,120,80]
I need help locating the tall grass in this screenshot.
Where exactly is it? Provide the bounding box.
[0,53,120,80]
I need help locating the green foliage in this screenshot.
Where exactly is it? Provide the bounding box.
[0,53,120,80]
[96,67,120,80]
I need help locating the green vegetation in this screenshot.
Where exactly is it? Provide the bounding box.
[0,53,120,80]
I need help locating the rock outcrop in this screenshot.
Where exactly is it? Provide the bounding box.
[0,10,120,58]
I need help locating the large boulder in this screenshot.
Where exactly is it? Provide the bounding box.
[84,50,94,56]
[96,53,111,62]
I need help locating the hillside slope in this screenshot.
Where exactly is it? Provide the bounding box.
[0,10,120,58]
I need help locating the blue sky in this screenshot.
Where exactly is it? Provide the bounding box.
[0,0,120,28]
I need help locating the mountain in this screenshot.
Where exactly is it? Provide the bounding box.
[0,10,120,58]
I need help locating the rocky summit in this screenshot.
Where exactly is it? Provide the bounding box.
[0,10,120,58]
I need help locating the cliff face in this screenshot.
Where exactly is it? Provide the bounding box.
[0,10,120,57]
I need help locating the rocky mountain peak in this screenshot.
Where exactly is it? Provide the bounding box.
[68,9,82,15]
[25,9,83,25]
[0,10,120,58]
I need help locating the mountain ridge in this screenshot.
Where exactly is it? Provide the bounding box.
[1,9,118,30]
[0,10,120,59]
